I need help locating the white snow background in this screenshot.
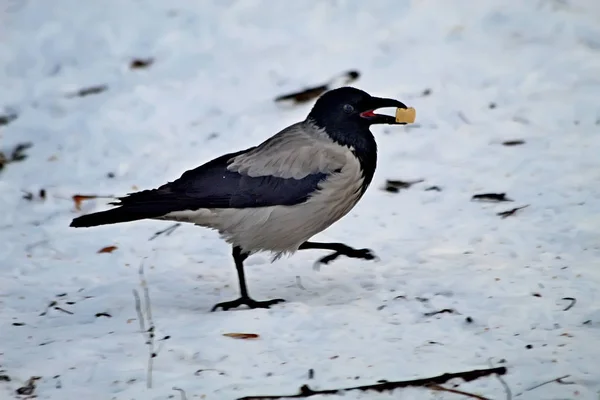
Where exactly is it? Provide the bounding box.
[1,0,600,399]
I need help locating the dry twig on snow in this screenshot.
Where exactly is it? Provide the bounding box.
[428,384,491,400]
[173,387,189,400]
[149,223,181,241]
[237,366,507,399]
[133,262,156,389]
[515,375,574,397]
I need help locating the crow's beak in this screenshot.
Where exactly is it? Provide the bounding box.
[359,96,409,125]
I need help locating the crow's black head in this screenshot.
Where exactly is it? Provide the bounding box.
[307,87,408,136]
[306,87,408,191]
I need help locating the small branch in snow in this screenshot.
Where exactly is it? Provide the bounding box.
[66,84,108,98]
[515,375,574,397]
[488,358,512,400]
[22,188,47,201]
[16,376,41,396]
[423,308,456,317]
[40,301,58,316]
[140,265,154,329]
[502,139,525,147]
[0,111,18,126]
[497,373,512,400]
[274,70,360,104]
[130,58,154,70]
[133,290,145,332]
[497,205,529,219]
[0,142,32,172]
[132,262,157,389]
[383,179,424,193]
[54,306,74,315]
[173,387,189,400]
[276,85,328,104]
[295,276,306,290]
[561,297,576,311]
[194,368,226,376]
[237,366,507,400]
[428,384,491,400]
[457,111,471,124]
[40,300,73,316]
[149,223,181,241]
[472,193,513,203]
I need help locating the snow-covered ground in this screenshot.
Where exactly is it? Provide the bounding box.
[2,0,600,399]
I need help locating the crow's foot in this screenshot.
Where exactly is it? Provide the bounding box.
[211,297,285,312]
[317,247,377,265]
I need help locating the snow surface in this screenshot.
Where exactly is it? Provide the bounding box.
[2,0,600,399]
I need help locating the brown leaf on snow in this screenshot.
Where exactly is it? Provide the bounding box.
[97,246,118,254]
[73,194,99,210]
[222,333,260,340]
[72,194,114,210]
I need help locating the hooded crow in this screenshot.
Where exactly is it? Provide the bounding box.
[70,87,410,311]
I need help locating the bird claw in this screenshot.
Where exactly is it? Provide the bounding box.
[354,248,378,261]
[312,248,378,271]
[211,297,285,312]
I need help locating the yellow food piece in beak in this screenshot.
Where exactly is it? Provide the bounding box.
[395,107,416,124]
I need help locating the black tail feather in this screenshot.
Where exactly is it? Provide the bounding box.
[70,207,162,228]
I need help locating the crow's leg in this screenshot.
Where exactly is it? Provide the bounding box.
[298,241,377,266]
[211,246,285,312]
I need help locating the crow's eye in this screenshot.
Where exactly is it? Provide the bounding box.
[343,104,354,114]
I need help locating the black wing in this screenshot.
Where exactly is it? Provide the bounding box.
[70,149,329,227]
